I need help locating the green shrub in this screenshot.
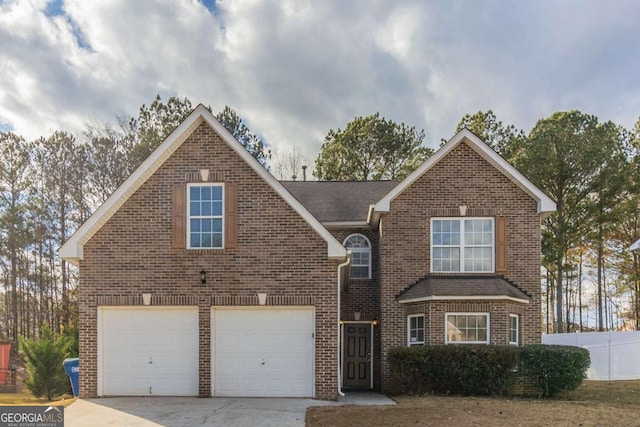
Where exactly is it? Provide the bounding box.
[388,345,518,396]
[63,326,79,358]
[19,325,73,400]
[517,344,590,397]
[388,344,590,398]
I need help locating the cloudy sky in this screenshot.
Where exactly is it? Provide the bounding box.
[1,0,639,167]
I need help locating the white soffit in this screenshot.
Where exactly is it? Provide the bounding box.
[59,105,346,264]
[373,129,557,215]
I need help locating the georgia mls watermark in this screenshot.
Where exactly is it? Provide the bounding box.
[0,406,64,427]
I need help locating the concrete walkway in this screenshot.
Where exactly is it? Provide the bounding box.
[65,392,395,427]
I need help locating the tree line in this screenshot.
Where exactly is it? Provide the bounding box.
[311,109,640,333]
[1,95,639,341]
[454,110,640,333]
[0,96,268,341]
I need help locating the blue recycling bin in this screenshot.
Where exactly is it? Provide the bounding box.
[63,358,79,397]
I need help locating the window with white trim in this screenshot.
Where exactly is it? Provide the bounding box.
[344,234,371,279]
[431,218,494,273]
[446,313,489,344]
[407,314,425,346]
[509,314,519,346]
[188,183,224,248]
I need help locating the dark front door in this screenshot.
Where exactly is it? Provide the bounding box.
[343,323,371,389]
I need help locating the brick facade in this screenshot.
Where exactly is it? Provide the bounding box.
[78,121,339,400]
[330,228,382,390]
[70,116,548,400]
[378,141,542,392]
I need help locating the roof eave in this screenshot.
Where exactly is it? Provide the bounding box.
[59,111,206,263]
[59,104,347,262]
[372,129,557,217]
[59,242,82,266]
[398,295,530,304]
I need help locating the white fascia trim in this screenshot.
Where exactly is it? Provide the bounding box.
[630,238,640,252]
[59,112,205,265]
[373,129,556,215]
[59,104,346,263]
[398,295,530,304]
[196,109,346,259]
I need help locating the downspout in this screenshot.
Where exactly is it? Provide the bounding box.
[337,251,351,398]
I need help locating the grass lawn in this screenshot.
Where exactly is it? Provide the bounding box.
[306,381,640,427]
[0,370,76,408]
[0,389,75,408]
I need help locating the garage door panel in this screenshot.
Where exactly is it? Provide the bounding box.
[213,308,314,397]
[99,307,199,396]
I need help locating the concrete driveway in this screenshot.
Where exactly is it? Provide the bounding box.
[65,393,395,427]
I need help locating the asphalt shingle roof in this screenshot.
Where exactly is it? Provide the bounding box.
[281,181,398,223]
[396,275,531,302]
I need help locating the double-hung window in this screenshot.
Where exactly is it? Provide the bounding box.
[407,314,425,346]
[509,314,519,346]
[446,313,489,344]
[188,183,224,249]
[431,218,494,273]
[344,234,371,279]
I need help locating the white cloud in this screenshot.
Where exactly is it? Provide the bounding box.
[0,0,639,167]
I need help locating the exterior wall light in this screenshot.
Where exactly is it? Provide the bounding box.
[200,270,207,284]
[257,293,267,305]
[142,293,152,306]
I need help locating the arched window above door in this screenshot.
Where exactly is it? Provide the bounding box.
[344,234,371,279]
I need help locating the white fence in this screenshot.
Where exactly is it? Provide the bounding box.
[542,331,640,380]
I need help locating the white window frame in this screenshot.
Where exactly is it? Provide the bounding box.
[187,183,224,249]
[509,314,519,346]
[407,314,425,346]
[430,217,495,273]
[343,234,372,279]
[445,312,490,345]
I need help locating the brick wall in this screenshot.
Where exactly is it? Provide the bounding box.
[379,140,542,392]
[78,121,339,400]
[403,300,526,346]
[330,227,382,390]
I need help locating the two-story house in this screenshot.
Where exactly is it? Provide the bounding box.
[60,105,555,399]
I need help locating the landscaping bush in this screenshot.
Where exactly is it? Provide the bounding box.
[388,345,518,396]
[19,324,73,400]
[517,344,590,398]
[389,344,591,399]
[63,326,79,358]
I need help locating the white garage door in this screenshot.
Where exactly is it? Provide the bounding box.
[213,307,314,397]
[99,307,199,396]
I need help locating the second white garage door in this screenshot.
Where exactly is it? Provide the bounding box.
[213,307,314,397]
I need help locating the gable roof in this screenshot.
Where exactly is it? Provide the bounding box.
[396,275,530,304]
[282,181,397,225]
[59,105,347,264]
[372,128,556,216]
[630,238,640,251]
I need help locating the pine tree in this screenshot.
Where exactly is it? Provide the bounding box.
[19,325,72,400]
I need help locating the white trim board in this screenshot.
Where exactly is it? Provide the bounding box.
[373,129,556,216]
[59,105,347,263]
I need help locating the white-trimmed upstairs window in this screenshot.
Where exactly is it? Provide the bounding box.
[509,314,519,346]
[407,314,425,346]
[188,183,224,249]
[431,218,494,273]
[344,234,371,279]
[446,313,489,344]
